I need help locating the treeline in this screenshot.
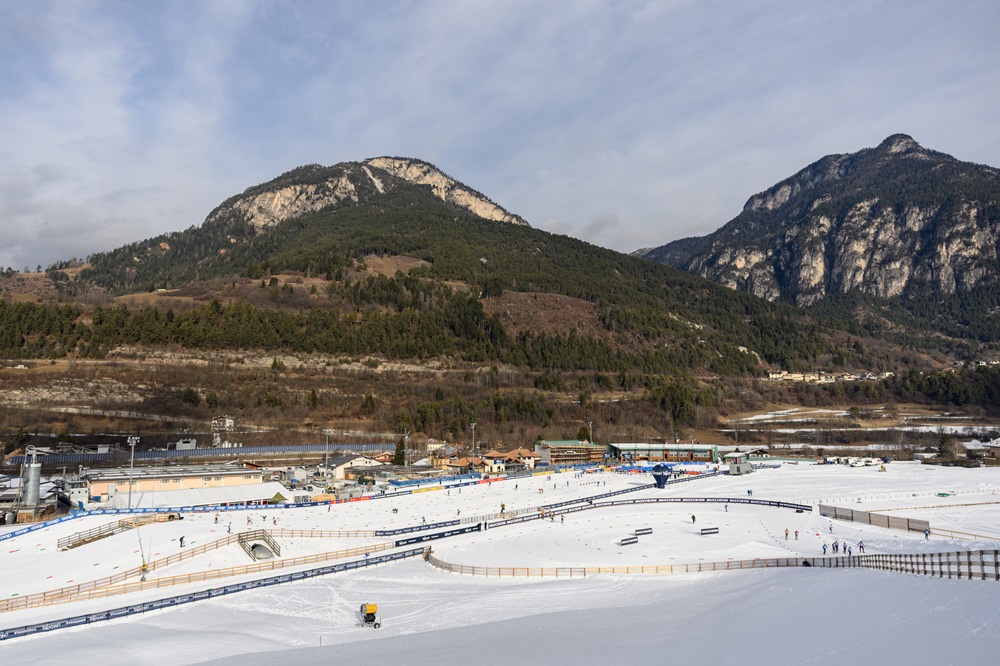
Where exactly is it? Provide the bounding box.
[0,300,85,358]
[823,366,1000,414]
[66,179,832,370]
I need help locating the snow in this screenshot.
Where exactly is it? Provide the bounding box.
[2,463,999,665]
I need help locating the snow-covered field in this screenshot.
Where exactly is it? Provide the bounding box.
[2,462,999,665]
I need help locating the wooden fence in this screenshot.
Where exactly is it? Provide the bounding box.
[820,550,1000,580]
[56,514,170,550]
[426,550,1000,581]
[238,530,281,559]
[0,530,391,614]
[818,503,930,534]
[425,552,806,577]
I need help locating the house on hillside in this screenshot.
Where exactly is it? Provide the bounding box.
[212,415,236,431]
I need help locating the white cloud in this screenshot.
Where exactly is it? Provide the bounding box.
[0,0,998,271]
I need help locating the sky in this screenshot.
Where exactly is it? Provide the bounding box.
[1,0,998,272]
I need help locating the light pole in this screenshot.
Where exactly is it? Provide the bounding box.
[322,429,332,483]
[127,436,139,510]
[404,429,410,473]
[470,422,476,477]
[588,420,593,443]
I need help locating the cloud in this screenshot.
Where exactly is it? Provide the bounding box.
[0,0,998,272]
[583,212,620,240]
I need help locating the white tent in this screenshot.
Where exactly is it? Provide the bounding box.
[110,482,291,509]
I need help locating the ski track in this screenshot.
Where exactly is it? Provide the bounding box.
[0,462,999,665]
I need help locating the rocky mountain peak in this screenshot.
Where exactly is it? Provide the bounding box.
[363,157,528,226]
[636,135,1000,308]
[206,157,527,234]
[877,133,922,154]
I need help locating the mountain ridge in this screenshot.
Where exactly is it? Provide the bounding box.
[635,135,1000,316]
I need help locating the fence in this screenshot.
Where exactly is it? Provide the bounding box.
[818,504,929,534]
[814,550,1000,580]
[0,547,430,642]
[57,515,162,550]
[425,552,809,577]
[238,530,281,559]
[7,442,388,466]
[426,550,1000,581]
[0,536,396,613]
[0,494,407,544]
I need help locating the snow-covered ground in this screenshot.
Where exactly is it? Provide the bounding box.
[2,463,999,665]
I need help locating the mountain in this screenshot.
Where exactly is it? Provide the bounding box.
[636,135,1000,319]
[24,156,838,375]
[206,157,527,235]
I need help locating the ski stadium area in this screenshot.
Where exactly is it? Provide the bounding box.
[1,461,999,665]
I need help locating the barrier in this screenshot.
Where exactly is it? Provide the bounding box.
[57,515,162,550]
[375,519,459,537]
[818,503,931,534]
[8,442,389,466]
[0,492,416,544]
[0,531,396,614]
[635,528,653,536]
[700,527,720,535]
[610,497,812,512]
[0,548,430,642]
[426,550,1000,581]
[620,536,639,546]
[394,523,483,547]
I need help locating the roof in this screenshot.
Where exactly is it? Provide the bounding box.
[448,457,484,466]
[87,464,258,482]
[610,443,718,452]
[111,481,291,509]
[505,448,539,458]
[537,440,605,449]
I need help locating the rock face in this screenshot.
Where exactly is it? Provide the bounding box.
[636,134,1000,306]
[207,157,526,233]
[365,157,526,225]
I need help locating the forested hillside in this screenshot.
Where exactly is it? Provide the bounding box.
[25,178,836,373]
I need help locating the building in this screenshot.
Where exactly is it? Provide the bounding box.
[608,442,719,464]
[534,441,607,466]
[85,464,263,503]
[481,450,507,476]
[502,448,539,473]
[447,456,484,474]
[724,451,753,475]
[212,415,236,430]
[323,454,383,481]
[111,481,290,509]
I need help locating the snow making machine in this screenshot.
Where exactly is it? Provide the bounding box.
[359,603,381,629]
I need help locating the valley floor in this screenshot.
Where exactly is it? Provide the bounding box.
[1,462,999,665]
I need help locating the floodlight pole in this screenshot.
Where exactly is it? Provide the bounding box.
[323,429,332,482]
[588,420,593,443]
[127,436,139,510]
[470,422,476,477]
